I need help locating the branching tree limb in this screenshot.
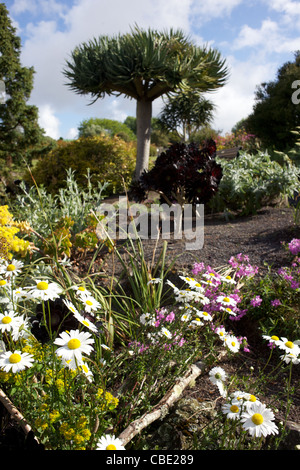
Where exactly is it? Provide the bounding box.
[117,360,206,446]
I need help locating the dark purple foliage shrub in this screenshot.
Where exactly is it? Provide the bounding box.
[129,139,223,206]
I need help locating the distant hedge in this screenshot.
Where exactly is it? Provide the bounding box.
[26,135,137,194]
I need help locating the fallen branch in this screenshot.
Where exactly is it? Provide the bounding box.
[0,387,34,436]
[117,360,206,446]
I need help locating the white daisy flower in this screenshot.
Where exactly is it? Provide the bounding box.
[179,276,204,290]
[77,362,94,382]
[80,294,102,314]
[63,299,79,314]
[220,306,237,316]
[220,275,236,285]
[61,357,94,382]
[139,312,156,326]
[96,434,125,450]
[215,326,228,342]
[192,282,205,293]
[64,299,98,333]
[0,311,23,333]
[161,327,172,339]
[231,391,261,409]
[241,402,279,438]
[0,278,11,289]
[147,277,162,285]
[202,272,220,284]
[230,390,249,403]
[209,366,227,385]
[222,401,243,420]
[277,337,300,355]
[262,334,282,346]
[181,312,192,322]
[12,287,32,302]
[74,310,99,333]
[196,310,213,321]
[225,334,240,353]
[72,285,93,297]
[166,279,179,294]
[280,352,300,364]
[189,317,204,327]
[1,259,24,278]
[0,350,34,373]
[216,295,237,307]
[54,329,94,362]
[176,289,210,305]
[27,279,63,301]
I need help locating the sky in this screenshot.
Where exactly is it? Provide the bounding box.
[4,0,300,140]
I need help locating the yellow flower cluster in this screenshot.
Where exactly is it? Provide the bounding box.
[0,206,30,259]
[59,415,91,449]
[96,387,119,411]
[45,367,77,393]
[21,337,48,362]
[35,402,61,432]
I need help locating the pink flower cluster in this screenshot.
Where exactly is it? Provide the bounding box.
[278,261,300,290]
[288,238,300,255]
[228,253,259,278]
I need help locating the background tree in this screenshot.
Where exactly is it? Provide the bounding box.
[78,117,136,141]
[0,3,44,166]
[158,90,216,143]
[64,25,228,179]
[245,51,300,151]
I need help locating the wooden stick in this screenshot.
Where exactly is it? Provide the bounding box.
[117,360,206,446]
[0,387,33,436]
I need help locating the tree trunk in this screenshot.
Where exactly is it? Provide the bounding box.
[135,98,152,180]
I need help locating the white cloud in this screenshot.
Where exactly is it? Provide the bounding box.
[10,0,300,138]
[232,18,300,56]
[208,55,278,133]
[38,104,61,139]
[190,0,243,22]
[66,127,78,140]
[10,0,37,15]
[11,0,67,16]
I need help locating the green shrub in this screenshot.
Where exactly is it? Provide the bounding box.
[26,135,137,195]
[208,150,300,215]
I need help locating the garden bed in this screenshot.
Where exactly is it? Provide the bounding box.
[0,204,299,450]
[78,204,300,442]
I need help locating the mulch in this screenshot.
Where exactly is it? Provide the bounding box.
[75,204,299,279]
[77,203,300,435]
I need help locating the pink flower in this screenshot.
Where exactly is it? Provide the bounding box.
[271,299,281,307]
[250,295,262,307]
[165,311,175,322]
[288,238,300,255]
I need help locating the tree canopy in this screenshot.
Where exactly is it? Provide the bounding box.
[64,25,228,179]
[245,51,300,151]
[78,117,136,141]
[158,90,216,143]
[0,3,44,165]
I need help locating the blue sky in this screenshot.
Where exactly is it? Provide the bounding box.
[5,0,300,139]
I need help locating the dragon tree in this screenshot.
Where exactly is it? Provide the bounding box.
[63,25,228,179]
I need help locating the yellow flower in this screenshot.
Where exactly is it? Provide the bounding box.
[76,415,88,429]
[49,410,60,423]
[35,417,48,430]
[74,434,85,446]
[81,428,91,440]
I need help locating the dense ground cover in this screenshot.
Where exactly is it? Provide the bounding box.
[0,146,299,451]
